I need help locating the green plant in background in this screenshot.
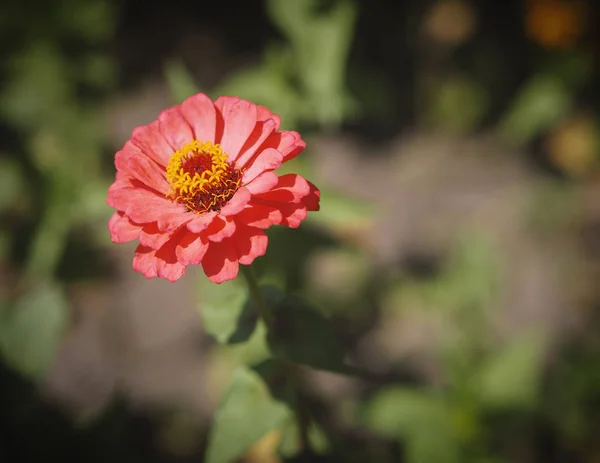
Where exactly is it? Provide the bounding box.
[0,0,117,379]
[218,0,358,130]
[361,233,547,463]
[2,0,600,462]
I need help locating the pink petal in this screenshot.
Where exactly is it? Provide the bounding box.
[257,105,281,129]
[115,141,143,172]
[108,212,142,243]
[154,233,187,281]
[187,211,217,233]
[201,240,239,284]
[214,96,240,143]
[156,208,194,232]
[303,180,321,211]
[259,130,306,163]
[180,92,217,143]
[252,199,308,228]
[131,120,174,167]
[255,173,310,203]
[232,223,268,265]
[235,119,278,168]
[158,106,194,150]
[176,231,209,265]
[219,187,251,216]
[126,151,169,195]
[241,148,283,184]
[214,96,241,118]
[245,171,279,195]
[132,244,158,278]
[235,203,282,229]
[109,185,182,224]
[219,100,258,160]
[139,222,176,250]
[204,216,236,243]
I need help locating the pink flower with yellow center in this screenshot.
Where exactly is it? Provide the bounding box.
[106,93,320,283]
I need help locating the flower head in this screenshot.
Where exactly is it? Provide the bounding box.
[107,93,320,283]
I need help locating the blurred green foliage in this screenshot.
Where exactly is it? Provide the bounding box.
[2,0,600,462]
[217,0,358,130]
[0,0,116,391]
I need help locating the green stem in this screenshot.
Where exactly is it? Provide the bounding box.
[240,264,274,329]
[240,265,313,453]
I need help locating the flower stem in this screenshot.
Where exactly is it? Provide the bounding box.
[240,264,274,329]
[241,264,314,454]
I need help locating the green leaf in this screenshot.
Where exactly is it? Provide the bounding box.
[476,332,546,409]
[164,60,201,104]
[267,296,348,373]
[0,43,70,129]
[276,414,330,458]
[306,186,375,231]
[362,387,461,463]
[0,158,25,213]
[205,367,291,463]
[0,282,69,379]
[198,278,250,344]
[425,74,488,134]
[498,73,572,145]
[266,0,358,129]
[199,279,284,345]
[362,387,448,438]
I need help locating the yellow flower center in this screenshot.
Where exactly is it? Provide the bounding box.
[165,140,242,214]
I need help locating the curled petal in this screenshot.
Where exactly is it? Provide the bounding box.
[187,211,217,233]
[260,131,306,162]
[219,187,251,216]
[245,172,279,195]
[235,119,278,168]
[109,212,142,243]
[132,244,158,278]
[242,148,283,184]
[139,222,176,250]
[303,180,321,211]
[253,200,308,228]
[257,105,281,129]
[201,240,239,284]
[154,232,187,281]
[232,222,268,265]
[204,216,236,242]
[235,203,282,229]
[255,173,310,203]
[176,231,209,265]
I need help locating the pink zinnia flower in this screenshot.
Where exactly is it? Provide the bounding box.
[107,93,320,283]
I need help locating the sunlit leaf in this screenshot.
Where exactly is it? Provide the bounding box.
[498,73,571,146]
[362,387,461,463]
[306,186,375,232]
[198,278,249,344]
[0,282,69,379]
[205,367,291,463]
[476,332,546,409]
[0,43,70,129]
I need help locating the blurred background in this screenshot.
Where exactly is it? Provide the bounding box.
[2,0,600,461]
